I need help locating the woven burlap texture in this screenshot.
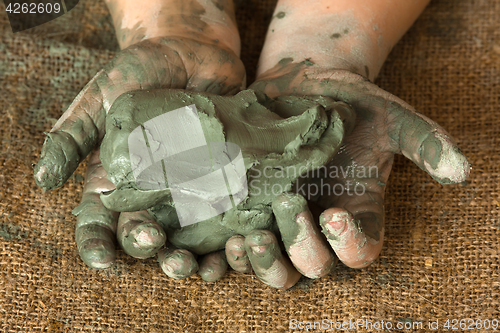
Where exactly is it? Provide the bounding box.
[1,0,499,332]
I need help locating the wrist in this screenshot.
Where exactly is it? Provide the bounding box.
[257,0,429,81]
[105,0,240,54]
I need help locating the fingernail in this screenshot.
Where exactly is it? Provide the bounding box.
[321,212,349,238]
[422,133,470,184]
[420,135,442,170]
[251,245,267,255]
[164,257,182,272]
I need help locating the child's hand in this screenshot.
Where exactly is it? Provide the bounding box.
[217,60,470,287]
[33,36,245,268]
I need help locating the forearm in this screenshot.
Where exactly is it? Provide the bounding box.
[104,0,240,54]
[257,0,430,80]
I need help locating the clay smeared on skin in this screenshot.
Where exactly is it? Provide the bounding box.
[320,209,384,268]
[245,230,300,289]
[72,148,119,269]
[225,235,252,273]
[117,211,166,259]
[272,193,335,278]
[99,88,354,254]
[105,0,240,52]
[199,250,228,282]
[158,247,199,279]
[258,2,381,80]
[253,61,470,186]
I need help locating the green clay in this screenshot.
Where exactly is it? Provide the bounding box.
[73,194,118,268]
[245,230,280,271]
[303,59,314,66]
[99,88,354,254]
[34,132,82,191]
[158,248,199,279]
[420,135,442,170]
[271,193,309,252]
[199,251,228,282]
[278,57,294,66]
[276,11,286,19]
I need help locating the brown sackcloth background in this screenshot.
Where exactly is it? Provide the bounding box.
[1,0,499,332]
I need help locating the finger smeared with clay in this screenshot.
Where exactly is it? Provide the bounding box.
[72,148,119,269]
[158,246,199,280]
[98,89,355,257]
[199,250,229,282]
[225,235,252,273]
[320,208,384,269]
[272,193,336,278]
[245,230,301,289]
[252,63,471,186]
[117,210,166,259]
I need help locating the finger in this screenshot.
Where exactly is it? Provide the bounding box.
[272,193,335,278]
[34,65,118,191]
[117,210,166,259]
[388,111,470,184]
[225,235,252,273]
[157,247,199,280]
[320,207,384,269]
[245,230,301,289]
[198,250,228,282]
[73,148,119,268]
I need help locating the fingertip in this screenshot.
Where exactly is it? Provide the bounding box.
[244,230,276,254]
[158,248,199,280]
[421,133,470,184]
[199,251,228,282]
[320,208,383,269]
[245,230,301,289]
[286,211,335,279]
[117,218,166,259]
[273,193,335,279]
[319,207,350,237]
[225,235,252,273]
[34,132,81,191]
[78,238,116,269]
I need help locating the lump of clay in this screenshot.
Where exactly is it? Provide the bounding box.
[99,88,355,254]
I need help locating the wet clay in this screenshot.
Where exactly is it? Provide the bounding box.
[99,88,355,254]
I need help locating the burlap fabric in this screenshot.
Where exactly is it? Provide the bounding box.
[0,0,498,332]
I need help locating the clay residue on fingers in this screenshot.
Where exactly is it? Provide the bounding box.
[421,132,470,184]
[320,209,383,268]
[34,132,81,191]
[158,248,199,279]
[199,250,228,282]
[245,230,300,289]
[286,212,335,278]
